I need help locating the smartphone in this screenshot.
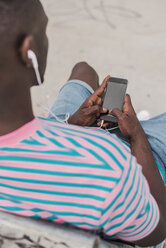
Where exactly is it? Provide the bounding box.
[100,77,128,123]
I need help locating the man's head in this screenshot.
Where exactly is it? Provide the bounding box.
[0,0,48,87]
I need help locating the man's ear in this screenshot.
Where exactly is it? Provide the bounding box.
[19,35,35,68]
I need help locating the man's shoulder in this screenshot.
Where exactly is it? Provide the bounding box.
[38,117,132,167]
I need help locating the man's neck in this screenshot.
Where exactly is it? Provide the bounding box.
[0,82,34,136]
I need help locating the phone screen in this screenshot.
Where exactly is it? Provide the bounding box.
[101,77,128,122]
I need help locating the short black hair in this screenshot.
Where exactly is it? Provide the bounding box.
[0,0,45,48]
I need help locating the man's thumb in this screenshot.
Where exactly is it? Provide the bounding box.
[110,108,123,120]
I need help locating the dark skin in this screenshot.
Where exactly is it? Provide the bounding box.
[68,75,110,126]
[111,96,166,246]
[0,0,165,245]
[0,3,48,136]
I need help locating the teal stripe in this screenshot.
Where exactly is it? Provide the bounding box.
[45,129,58,137]
[109,173,141,226]
[0,194,20,204]
[107,137,130,154]
[47,122,117,147]
[21,138,46,146]
[0,206,100,221]
[38,120,126,167]
[105,186,143,233]
[65,221,99,228]
[0,147,117,171]
[111,165,140,217]
[121,200,158,238]
[102,137,127,160]
[0,147,79,155]
[135,202,158,238]
[45,129,87,149]
[0,164,118,181]
[0,176,111,192]
[86,138,124,170]
[156,161,166,184]
[0,155,110,170]
[101,155,133,218]
[47,123,103,137]
[0,192,102,211]
[86,149,113,169]
[47,212,99,220]
[0,148,91,161]
[36,131,65,148]
[86,136,127,162]
[64,137,83,148]
[0,182,105,201]
[0,206,24,211]
[123,225,135,231]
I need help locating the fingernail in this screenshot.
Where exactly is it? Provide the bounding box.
[103,108,108,112]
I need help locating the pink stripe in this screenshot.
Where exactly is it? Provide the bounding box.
[0,161,119,179]
[54,219,65,224]
[106,185,145,233]
[100,158,146,233]
[100,158,132,224]
[0,208,35,217]
[0,199,36,210]
[52,215,99,226]
[1,152,101,164]
[0,201,101,226]
[0,199,101,226]
[0,169,116,188]
[52,120,127,155]
[73,135,129,169]
[0,118,40,146]
[0,179,107,197]
[42,119,129,160]
[0,197,100,219]
[10,143,68,152]
[119,197,159,240]
[110,164,140,219]
[105,171,157,237]
[0,185,104,206]
[118,177,151,234]
[70,137,123,172]
[1,149,101,165]
[32,203,100,219]
[106,196,145,236]
[36,211,53,219]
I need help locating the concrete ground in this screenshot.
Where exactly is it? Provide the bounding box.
[32,0,166,119]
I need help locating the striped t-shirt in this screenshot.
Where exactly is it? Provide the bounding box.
[0,117,159,242]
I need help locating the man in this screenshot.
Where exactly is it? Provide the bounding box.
[0,0,165,247]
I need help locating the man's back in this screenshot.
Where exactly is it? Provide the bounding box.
[0,117,159,243]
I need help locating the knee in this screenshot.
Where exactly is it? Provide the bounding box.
[68,61,99,91]
[72,61,92,73]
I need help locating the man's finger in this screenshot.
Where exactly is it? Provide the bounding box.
[97,120,115,128]
[125,94,132,105]
[94,75,110,97]
[110,108,123,120]
[123,94,136,115]
[86,105,107,116]
[96,97,103,106]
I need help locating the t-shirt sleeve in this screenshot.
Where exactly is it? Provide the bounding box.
[100,154,160,242]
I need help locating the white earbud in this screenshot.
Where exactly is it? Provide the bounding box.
[27,49,42,85]
[27,50,70,123]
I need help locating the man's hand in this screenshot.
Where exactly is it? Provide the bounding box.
[112,95,166,247]
[110,94,144,141]
[68,75,110,126]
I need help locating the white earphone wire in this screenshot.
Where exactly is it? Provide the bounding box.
[28,49,70,123]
